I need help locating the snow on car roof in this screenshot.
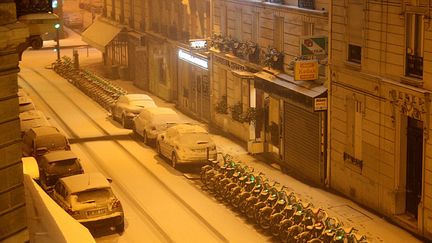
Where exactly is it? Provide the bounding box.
[144,107,177,115]
[29,126,61,136]
[125,94,153,101]
[60,173,110,194]
[172,124,207,134]
[19,110,47,121]
[41,150,77,163]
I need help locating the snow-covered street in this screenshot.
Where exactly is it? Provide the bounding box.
[17,40,423,242]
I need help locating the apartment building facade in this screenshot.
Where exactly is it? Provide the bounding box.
[86,0,211,120]
[210,0,329,185]
[329,0,432,239]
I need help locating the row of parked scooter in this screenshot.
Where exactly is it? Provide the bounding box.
[200,154,368,243]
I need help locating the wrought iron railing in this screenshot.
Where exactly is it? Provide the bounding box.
[406,54,423,78]
[15,0,53,17]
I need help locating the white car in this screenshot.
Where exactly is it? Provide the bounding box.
[156,124,217,168]
[133,107,185,145]
[51,172,125,233]
[111,94,157,128]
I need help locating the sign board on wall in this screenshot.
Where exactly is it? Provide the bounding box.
[189,39,208,51]
[178,49,208,69]
[300,36,328,56]
[294,60,318,81]
[314,97,328,111]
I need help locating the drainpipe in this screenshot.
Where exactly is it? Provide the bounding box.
[325,0,333,188]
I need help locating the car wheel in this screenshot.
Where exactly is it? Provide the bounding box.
[115,221,124,234]
[121,114,128,128]
[156,142,162,155]
[171,153,177,168]
[31,36,43,50]
[143,131,148,145]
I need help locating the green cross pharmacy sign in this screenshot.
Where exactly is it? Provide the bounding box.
[300,36,328,56]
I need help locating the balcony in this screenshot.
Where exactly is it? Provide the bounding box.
[15,0,53,17]
[406,54,423,78]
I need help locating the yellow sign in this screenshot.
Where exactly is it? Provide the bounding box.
[294,60,318,81]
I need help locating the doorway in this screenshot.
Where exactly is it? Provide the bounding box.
[405,117,423,218]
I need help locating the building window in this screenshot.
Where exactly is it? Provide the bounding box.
[274,16,284,51]
[345,97,363,165]
[234,8,242,40]
[252,12,259,43]
[406,13,423,78]
[220,5,227,36]
[348,44,361,64]
[347,0,363,65]
[303,22,314,36]
[298,0,315,9]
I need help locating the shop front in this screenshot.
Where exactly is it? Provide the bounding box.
[211,54,259,148]
[254,71,327,185]
[177,48,210,122]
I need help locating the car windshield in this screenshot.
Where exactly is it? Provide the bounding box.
[36,135,67,149]
[154,114,182,125]
[49,159,80,168]
[130,100,155,107]
[75,188,112,204]
[178,132,211,144]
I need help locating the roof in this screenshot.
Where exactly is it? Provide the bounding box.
[29,126,61,136]
[81,18,123,52]
[171,124,207,134]
[19,110,47,121]
[60,172,110,194]
[144,107,177,116]
[41,150,77,163]
[125,93,153,101]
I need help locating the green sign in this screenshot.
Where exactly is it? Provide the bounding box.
[300,36,328,56]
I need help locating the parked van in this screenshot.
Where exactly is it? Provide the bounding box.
[22,126,70,157]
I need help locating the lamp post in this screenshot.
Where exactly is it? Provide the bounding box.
[54,23,61,60]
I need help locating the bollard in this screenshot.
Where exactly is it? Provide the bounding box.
[73,49,79,69]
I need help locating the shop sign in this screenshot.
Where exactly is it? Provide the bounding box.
[189,39,208,51]
[294,60,318,81]
[300,36,327,56]
[314,97,328,111]
[178,49,208,69]
[213,55,247,71]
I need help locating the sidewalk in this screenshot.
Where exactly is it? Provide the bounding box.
[59,30,422,243]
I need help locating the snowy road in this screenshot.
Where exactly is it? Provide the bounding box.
[18,52,270,243]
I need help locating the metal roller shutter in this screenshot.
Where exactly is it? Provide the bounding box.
[283,102,322,184]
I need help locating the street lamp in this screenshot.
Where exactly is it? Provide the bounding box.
[54,23,61,60]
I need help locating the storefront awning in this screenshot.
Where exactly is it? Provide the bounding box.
[254,71,327,109]
[81,18,123,52]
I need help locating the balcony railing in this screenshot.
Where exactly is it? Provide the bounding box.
[406,54,423,78]
[15,0,53,17]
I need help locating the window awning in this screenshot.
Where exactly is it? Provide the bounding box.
[254,71,327,109]
[81,18,123,52]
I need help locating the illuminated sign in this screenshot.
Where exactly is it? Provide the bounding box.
[189,39,207,51]
[294,60,318,81]
[178,49,208,69]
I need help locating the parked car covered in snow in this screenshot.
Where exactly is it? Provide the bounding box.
[110,94,157,128]
[19,109,50,136]
[156,124,217,168]
[19,95,36,113]
[133,107,185,145]
[22,126,70,157]
[38,150,84,191]
[51,172,125,233]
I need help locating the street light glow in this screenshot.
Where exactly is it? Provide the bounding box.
[54,23,61,29]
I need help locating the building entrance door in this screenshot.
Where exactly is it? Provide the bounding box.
[406,117,423,218]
